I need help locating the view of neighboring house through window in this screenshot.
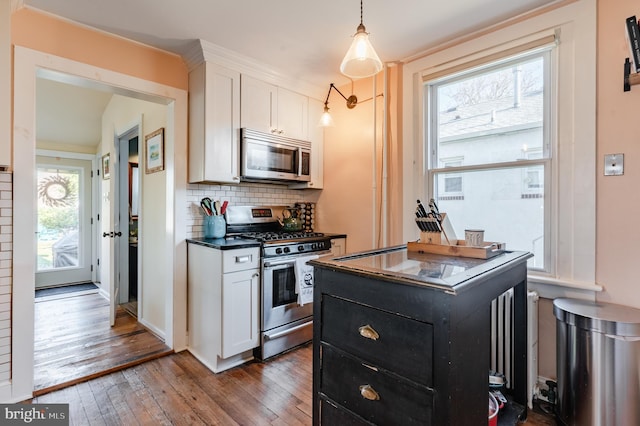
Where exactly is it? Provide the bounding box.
[426,48,551,270]
[439,157,464,200]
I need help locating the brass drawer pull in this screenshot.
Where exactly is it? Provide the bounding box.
[359,384,380,401]
[358,325,380,341]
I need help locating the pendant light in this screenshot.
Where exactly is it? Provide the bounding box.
[340,0,383,79]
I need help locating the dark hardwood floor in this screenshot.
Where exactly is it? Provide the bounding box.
[34,291,172,395]
[29,292,555,425]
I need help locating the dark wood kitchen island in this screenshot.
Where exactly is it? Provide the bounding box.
[309,245,532,426]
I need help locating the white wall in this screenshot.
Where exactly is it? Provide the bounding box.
[101,94,168,337]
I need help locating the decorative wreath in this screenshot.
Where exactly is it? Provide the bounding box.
[38,175,76,207]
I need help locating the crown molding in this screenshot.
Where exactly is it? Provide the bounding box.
[183,39,324,100]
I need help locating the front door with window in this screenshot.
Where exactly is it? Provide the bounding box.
[35,156,93,288]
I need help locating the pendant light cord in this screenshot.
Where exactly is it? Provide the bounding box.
[360,0,363,25]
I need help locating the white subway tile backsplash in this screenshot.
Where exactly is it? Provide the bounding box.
[186,182,317,239]
[0,173,10,375]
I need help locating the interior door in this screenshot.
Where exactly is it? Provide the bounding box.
[107,135,121,326]
[108,126,138,325]
[35,155,93,288]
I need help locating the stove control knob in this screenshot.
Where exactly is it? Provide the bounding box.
[276,248,283,255]
[283,247,290,254]
[298,245,304,252]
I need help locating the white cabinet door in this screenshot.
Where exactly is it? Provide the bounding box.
[330,238,347,256]
[221,268,260,358]
[240,75,277,135]
[189,62,241,184]
[276,87,308,140]
[290,97,324,189]
[240,75,308,140]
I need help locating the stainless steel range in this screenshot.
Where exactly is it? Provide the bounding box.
[225,205,332,359]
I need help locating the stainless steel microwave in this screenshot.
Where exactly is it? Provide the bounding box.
[240,128,311,183]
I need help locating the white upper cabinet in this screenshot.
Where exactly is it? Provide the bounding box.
[189,62,241,184]
[240,75,308,140]
[289,97,324,189]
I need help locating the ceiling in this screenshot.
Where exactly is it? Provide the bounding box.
[24,0,561,148]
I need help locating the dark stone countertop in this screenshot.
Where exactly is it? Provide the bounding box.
[186,237,261,250]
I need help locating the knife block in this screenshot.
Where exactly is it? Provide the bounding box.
[418,213,457,245]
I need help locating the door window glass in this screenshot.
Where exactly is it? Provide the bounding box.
[37,166,81,271]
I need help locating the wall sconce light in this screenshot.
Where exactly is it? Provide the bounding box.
[319,83,358,127]
[340,0,383,79]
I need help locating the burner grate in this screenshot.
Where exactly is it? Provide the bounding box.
[240,231,325,242]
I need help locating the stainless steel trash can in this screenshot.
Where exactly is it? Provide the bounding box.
[554,298,640,425]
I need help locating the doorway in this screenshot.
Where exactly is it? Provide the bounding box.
[12,46,188,400]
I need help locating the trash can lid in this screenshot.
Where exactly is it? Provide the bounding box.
[553,298,640,336]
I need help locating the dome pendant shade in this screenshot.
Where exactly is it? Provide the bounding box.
[340,23,383,79]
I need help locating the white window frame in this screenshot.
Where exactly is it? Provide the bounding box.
[401,0,599,299]
[426,48,553,272]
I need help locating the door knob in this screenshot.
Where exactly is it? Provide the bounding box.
[114,231,122,237]
[103,232,113,238]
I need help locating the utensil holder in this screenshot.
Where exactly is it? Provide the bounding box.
[204,215,226,239]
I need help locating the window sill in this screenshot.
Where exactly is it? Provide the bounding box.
[527,274,603,301]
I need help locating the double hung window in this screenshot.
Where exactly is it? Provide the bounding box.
[425,48,553,270]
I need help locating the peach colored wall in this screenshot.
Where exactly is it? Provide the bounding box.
[11,8,188,90]
[596,0,640,309]
[316,75,385,253]
[534,0,640,383]
[383,64,404,246]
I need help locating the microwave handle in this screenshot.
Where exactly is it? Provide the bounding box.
[296,147,302,177]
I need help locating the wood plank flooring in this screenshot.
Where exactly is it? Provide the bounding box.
[34,291,172,395]
[28,343,556,425]
[30,291,555,425]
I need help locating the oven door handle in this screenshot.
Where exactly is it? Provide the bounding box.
[264,320,313,341]
[263,251,331,268]
[263,259,296,268]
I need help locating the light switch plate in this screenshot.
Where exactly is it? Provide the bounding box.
[604,154,624,176]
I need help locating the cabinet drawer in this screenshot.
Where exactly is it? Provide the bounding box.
[222,248,259,273]
[319,397,371,425]
[320,344,433,425]
[321,295,433,387]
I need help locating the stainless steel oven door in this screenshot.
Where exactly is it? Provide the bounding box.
[262,257,313,331]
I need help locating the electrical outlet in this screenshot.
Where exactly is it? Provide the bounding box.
[604,153,624,176]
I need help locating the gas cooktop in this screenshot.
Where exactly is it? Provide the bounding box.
[239,231,325,243]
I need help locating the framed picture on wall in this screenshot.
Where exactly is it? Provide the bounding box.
[145,127,165,174]
[101,153,110,180]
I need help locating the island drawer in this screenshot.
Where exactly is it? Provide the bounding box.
[320,344,433,425]
[320,295,433,387]
[319,397,370,425]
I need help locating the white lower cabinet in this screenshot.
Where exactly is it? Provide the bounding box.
[187,243,260,373]
[221,268,260,358]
